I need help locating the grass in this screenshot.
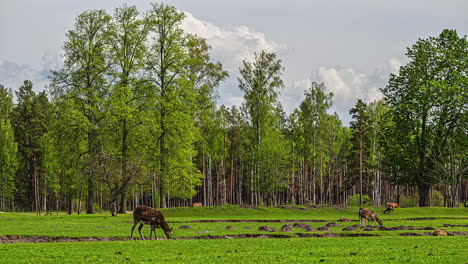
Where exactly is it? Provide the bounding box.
[0,205,467,263]
[0,237,467,263]
[0,206,466,238]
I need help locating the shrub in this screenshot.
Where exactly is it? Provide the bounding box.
[348,194,373,206]
[431,190,444,207]
[400,195,418,207]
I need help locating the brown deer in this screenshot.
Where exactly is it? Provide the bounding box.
[192,202,203,207]
[130,205,173,240]
[382,202,400,214]
[359,208,383,226]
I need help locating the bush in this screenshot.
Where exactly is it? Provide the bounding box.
[431,190,444,207]
[348,194,373,206]
[400,194,418,207]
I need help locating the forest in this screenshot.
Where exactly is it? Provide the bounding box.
[0,3,466,215]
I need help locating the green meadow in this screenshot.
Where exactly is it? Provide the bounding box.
[0,206,467,263]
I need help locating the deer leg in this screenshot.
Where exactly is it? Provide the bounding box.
[130,222,138,239]
[138,224,145,240]
[150,226,157,240]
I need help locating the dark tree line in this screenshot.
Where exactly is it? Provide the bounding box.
[0,3,466,214]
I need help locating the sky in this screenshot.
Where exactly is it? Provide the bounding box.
[1,0,467,124]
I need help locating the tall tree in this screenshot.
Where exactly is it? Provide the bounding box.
[146,3,203,208]
[382,29,467,206]
[238,50,287,205]
[50,10,111,214]
[188,35,228,206]
[106,4,152,214]
[11,81,49,213]
[298,82,333,204]
[0,85,18,211]
[349,99,369,206]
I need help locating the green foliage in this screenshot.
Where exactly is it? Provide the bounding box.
[10,81,50,211]
[348,194,373,206]
[238,50,289,204]
[431,190,444,207]
[399,195,418,207]
[381,29,467,206]
[0,86,18,208]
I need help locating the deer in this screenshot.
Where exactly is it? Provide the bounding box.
[130,205,173,240]
[359,208,383,226]
[192,202,203,207]
[382,202,400,214]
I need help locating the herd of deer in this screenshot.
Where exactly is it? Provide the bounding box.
[129,202,400,240]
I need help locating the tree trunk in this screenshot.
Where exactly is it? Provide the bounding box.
[119,191,126,213]
[86,176,95,214]
[419,184,431,207]
[110,198,118,217]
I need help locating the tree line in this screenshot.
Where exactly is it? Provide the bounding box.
[0,3,466,215]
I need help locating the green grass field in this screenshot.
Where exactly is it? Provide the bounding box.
[0,206,467,263]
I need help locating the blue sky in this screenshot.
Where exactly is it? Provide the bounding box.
[1,0,467,123]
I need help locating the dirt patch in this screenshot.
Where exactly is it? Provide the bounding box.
[280,224,293,232]
[293,223,311,229]
[276,206,308,210]
[168,219,327,223]
[443,224,468,227]
[379,227,393,231]
[0,232,384,244]
[225,226,236,230]
[296,233,377,238]
[0,235,125,244]
[450,231,468,236]
[325,222,340,227]
[258,225,276,232]
[179,225,192,229]
[239,205,260,210]
[399,233,422,236]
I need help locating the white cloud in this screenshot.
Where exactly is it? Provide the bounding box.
[388,57,402,74]
[317,66,384,122]
[280,58,401,124]
[293,79,312,91]
[181,12,287,109]
[182,12,286,71]
[0,52,62,94]
[0,59,45,91]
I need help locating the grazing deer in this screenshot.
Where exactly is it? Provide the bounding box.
[359,208,383,226]
[192,202,203,207]
[130,205,173,240]
[382,202,400,214]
